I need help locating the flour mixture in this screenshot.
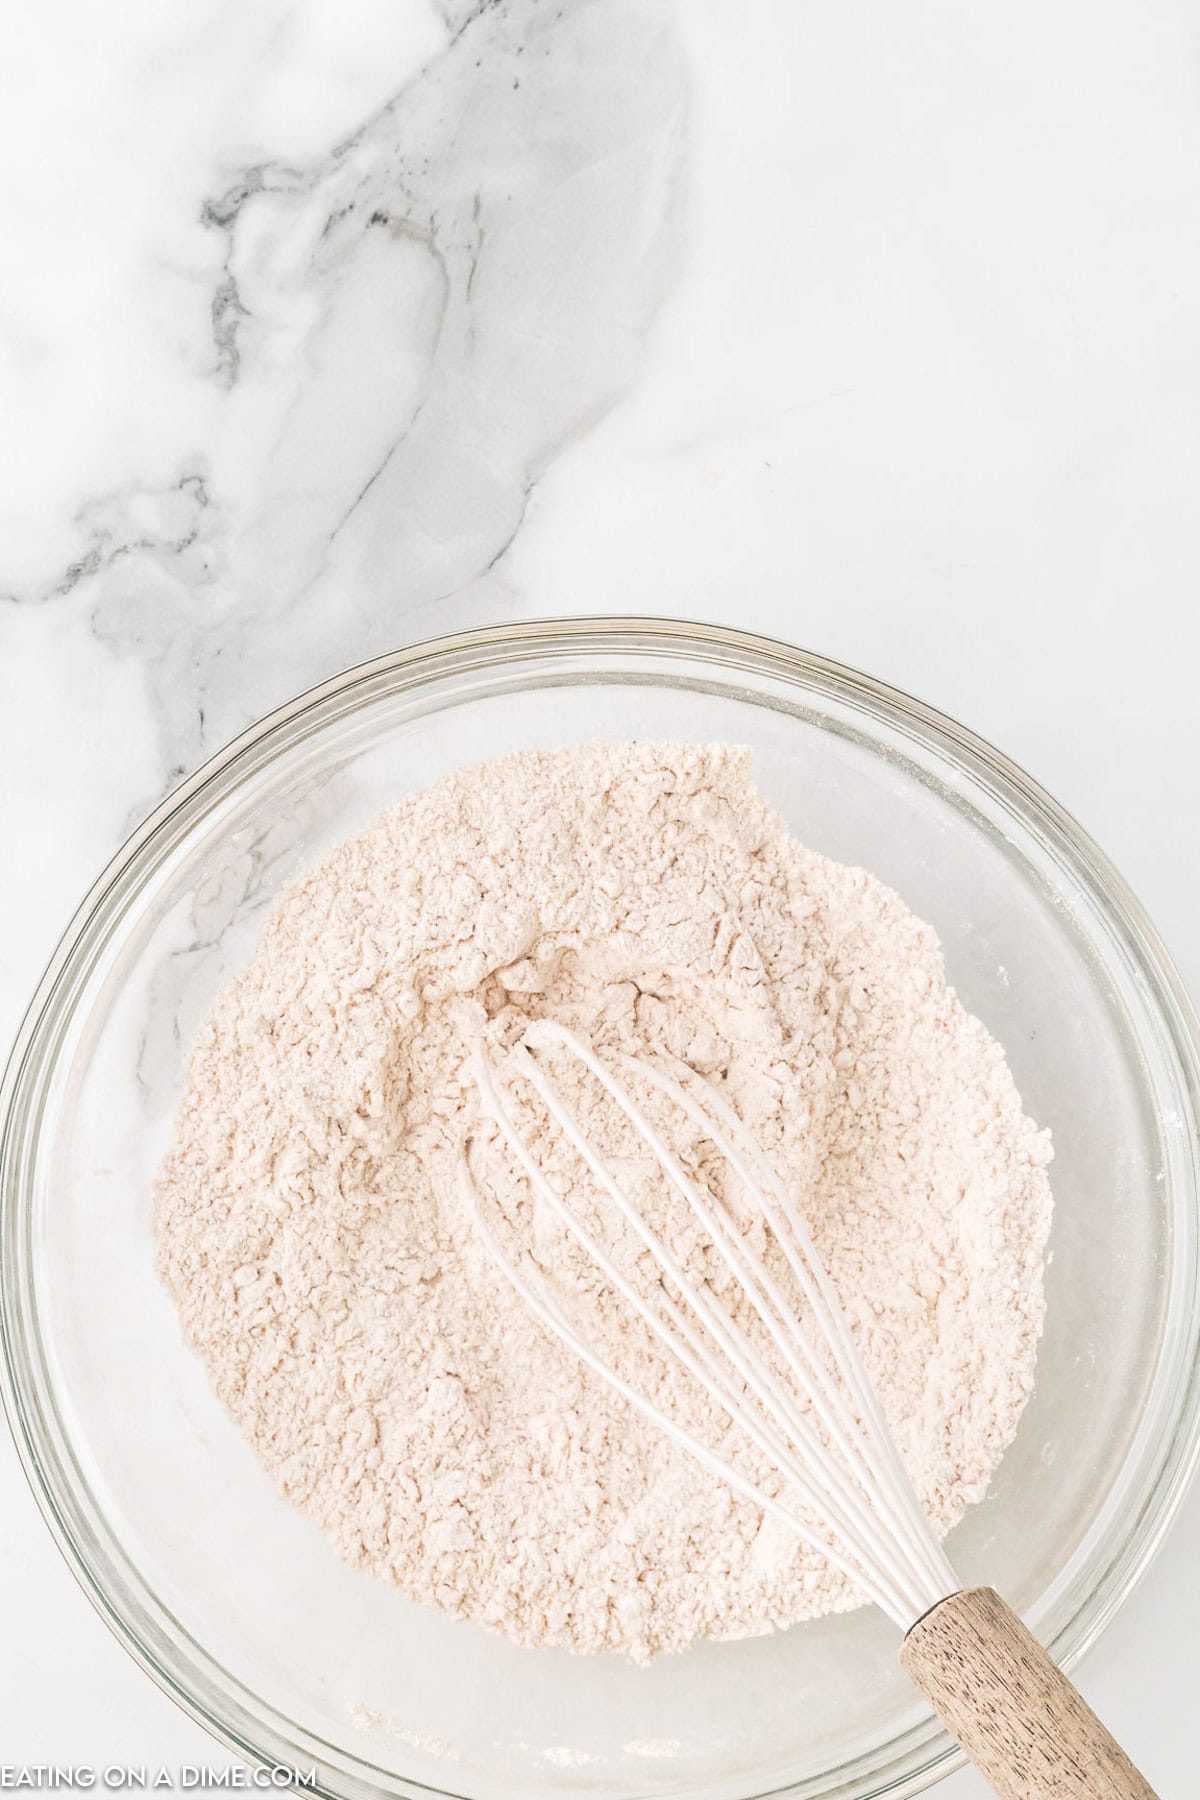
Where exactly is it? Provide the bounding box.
[155,741,1052,1660]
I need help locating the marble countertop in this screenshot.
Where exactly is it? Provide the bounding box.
[3,0,1200,1791]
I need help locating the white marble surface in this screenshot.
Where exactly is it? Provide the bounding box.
[3,0,1200,1791]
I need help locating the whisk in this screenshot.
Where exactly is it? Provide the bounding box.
[462,1021,1158,1800]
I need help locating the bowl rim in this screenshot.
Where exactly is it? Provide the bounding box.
[3,613,1200,1800]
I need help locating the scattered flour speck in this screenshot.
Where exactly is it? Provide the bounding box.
[542,1747,600,1768]
[347,1706,459,1759]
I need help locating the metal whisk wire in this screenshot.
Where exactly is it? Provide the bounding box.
[461,1020,958,1632]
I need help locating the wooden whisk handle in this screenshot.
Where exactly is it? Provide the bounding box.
[900,1587,1159,1799]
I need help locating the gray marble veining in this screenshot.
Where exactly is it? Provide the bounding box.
[8,0,686,794]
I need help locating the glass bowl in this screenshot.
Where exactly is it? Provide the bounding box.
[3,618,1200,1800]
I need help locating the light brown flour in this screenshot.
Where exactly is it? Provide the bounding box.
[155,741,1052,1660]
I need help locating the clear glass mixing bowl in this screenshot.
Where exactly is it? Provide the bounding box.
[3,618,1200,1800]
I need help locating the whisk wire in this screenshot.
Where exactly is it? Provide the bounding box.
[464,1025,958,1631]
[504,1043,929,1622]
[472,1048,918,1617]
[670,1057,959,1602]
[515,1034,938,1622]
[623,1047,958,1603]
[460,1140,913,1623]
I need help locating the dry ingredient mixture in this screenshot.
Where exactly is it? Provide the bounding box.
[155,741,1053,1661]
